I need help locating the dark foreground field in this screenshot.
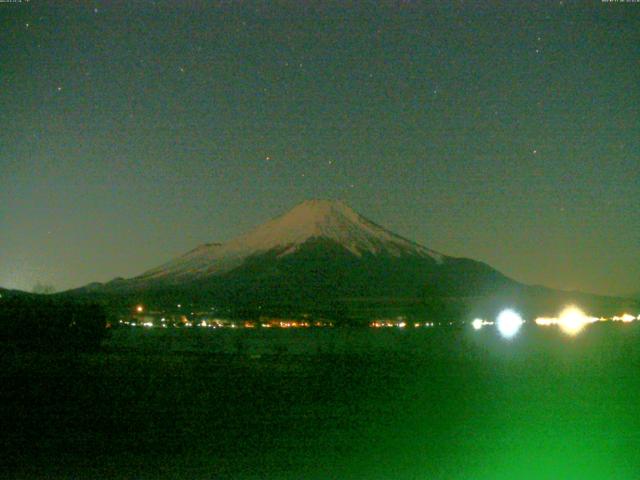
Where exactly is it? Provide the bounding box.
[2,324,640,479]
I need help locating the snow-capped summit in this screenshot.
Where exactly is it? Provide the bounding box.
[71,198,522,303]
[67,200,623,315]
[225,199,442,259]
[137,199,443,282]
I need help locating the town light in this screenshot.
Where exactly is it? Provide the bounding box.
[496,309,523,339]
[558,306,590,336]
[472,318,484,330]
[536,306,597,335]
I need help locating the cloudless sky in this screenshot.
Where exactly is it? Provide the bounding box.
[1,1,638,296]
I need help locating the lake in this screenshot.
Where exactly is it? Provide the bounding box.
[2,322,639,479]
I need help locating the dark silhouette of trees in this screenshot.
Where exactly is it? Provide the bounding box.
[0,296,109,351]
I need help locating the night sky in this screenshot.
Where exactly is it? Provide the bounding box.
[1,1,638,296]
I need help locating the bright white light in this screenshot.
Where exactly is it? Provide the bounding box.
[620,313,635,323]
[558,306,590,335]
[535,306,598,334]
[472,318,484,330]
[496,309,523,339]
[535,317,555,326]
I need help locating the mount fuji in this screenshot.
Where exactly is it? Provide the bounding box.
[137,199,446,283]
[77,200,519,308]
[68,199,640,320]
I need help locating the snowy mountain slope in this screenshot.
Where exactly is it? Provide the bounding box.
[63,201,640,317]
[68,199,527,306]
[135,199,444,283]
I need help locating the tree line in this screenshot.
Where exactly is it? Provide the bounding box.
[0,295,109,351]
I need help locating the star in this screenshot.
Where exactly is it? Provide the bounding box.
[265,155,271,161]
[25,23,30,29]
[57,86,63,92]
[179,66,185,73]
[532,149,538,154]
[94,7,99,14]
